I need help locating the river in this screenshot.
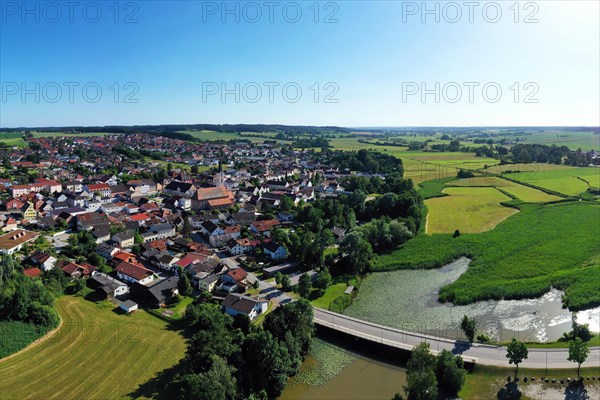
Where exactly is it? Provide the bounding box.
[281,258,600,398]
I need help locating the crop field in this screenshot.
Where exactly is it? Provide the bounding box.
[0,132,27,147]
[0,296,186,400]
[512,130,600,151]
[180,130,286,143]
[0,321,52,359]
[31,131,122,138]
[501,166,600,196]
[424,187,518,234]
[447,177,562,203]
[373,201,600,310]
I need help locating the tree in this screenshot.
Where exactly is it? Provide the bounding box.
[506,338,528,377]
[177,268,193,297]
[403,342,437,400]
[436,350,466,395]
[460,315,477,342]
[314,269,332,291]
[179,356,237,400]
[182,217,193,235]
[340,232,373,275]
[296,273,312,299]
[275,272,291,292]
[133,231,144,245]
[568,337,589,379]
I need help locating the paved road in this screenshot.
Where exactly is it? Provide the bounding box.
[314,308,600,369]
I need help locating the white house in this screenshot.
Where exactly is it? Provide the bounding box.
[263,242,287,261]
[222,293,268,321]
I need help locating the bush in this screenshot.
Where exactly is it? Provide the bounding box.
[329,295,352,313]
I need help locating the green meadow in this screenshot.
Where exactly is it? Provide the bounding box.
[424,187,518,234]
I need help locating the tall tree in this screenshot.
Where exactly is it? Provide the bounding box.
[460,315,477,342]
[403,342,438,400]
[568,337,590,379]
[340,232,373,275]
[506,338,528,377]
[296,273,312,299]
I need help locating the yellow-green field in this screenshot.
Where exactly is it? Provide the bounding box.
[498,165,600,196]
[425,187,518,234]
[0,296,186,400]
[447,177,562,203]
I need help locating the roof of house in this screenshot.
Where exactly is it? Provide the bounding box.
[23,267,42,278]
[222,293,266,314]
[251,219,281,232]
[147,276,179,304]
[116,261,154,281]
[264,241,285,253]
[227,268,247,282]
[0,229,38,251]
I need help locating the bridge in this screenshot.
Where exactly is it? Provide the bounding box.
[313,308,600,369]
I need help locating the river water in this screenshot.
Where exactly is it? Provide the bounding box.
[281,258,600,399]
[344,258,600,342]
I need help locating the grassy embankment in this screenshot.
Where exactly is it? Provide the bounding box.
[460,365,600,400]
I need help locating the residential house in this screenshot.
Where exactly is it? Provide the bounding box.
[0,229,39,255]
[196,271,219,292]
[88,272,129,300]
[221,293,268,321]
[263,242,287,261]
[112,230,135,248]
[250,219,280,237]
[116,261,155,285]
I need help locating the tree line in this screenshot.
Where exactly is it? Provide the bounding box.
[177,299,314,399]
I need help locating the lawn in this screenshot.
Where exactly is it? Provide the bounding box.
[311,283,348,309]
[0,296,186,400]
[447,177,563,203]
[373,201,600,310]
[460,365,600,400]
[424,187,518,234]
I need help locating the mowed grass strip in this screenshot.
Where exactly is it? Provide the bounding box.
[425,187,518,234]
[447,177,562,203]
[0,296,186,400]
[373,202,600,309]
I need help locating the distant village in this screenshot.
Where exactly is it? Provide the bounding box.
[0,133,357,320]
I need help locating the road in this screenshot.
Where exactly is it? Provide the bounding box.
[313,308,600,369]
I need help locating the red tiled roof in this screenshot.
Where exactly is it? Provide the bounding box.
[116,261,153,281]
[23,268,42,278]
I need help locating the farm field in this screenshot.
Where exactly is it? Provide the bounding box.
[501,166,600,196]
[0,132,27,147]
[424,187,518,234]
[447,177,563,203]
[512,130,600,151]
[0,296,186,400]
[180,130,287,143]
[31,131,123,138]
[373,201,600,310]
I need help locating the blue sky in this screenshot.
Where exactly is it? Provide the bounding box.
[1,1,598,127]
